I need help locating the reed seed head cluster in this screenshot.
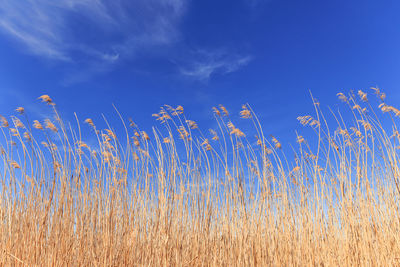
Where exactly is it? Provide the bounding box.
[0,89,399,265]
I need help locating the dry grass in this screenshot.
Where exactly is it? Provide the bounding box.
[1,89,400,266]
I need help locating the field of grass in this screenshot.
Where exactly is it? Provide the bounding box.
[1,89,400,266]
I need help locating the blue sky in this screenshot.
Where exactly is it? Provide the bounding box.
[0,0,400,144]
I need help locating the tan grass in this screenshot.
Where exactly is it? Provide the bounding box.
[0,89,400,266]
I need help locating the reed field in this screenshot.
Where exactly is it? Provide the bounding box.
[1,88,400,266]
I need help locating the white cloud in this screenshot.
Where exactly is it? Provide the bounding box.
[180,50,252,81]
[0,0,252,83]
[0,0,185,62]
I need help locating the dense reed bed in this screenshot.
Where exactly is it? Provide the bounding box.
[1,89,400,266]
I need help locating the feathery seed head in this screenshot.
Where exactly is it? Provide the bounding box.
[33,120,43,130]
[172,105,184,116]
[271,136,282,149]
[0,115,9,127]
[186,120,198,129]
[201,139,212,151]
[105,129,116,139]
[177,126,190,140]
[227,121,235,130]
[255,135,263,146]
[337,93,348,103]
[15,107,24,114]
[13,117,24,128]
[212,107,221,117]
[154,109,171,123]
[232,128,245,137]
[85,118,95,127]
[44,119,58,132]
[210,129,219,141]
[227,121,245,137]
[350,127,363,138]
[240,104,252,119]
[23,132,31,141]
[371,87,380,95]
[296,136,305,144]
[128,118,135,127]
[142,131,150,141]
[201,138,210,146]
[102,133,111,143]
[38,94,54,105]
[132,136,140,147]
[77,141,89,149]
[10,128,18,136]
[297,115,313,126]
[379,103,400,117]
[102,151,112,163]
[358,90,368,102]
[219,105,229,116]
[10,161,20,169]
[358,120,372,131]
[291,166,300,174]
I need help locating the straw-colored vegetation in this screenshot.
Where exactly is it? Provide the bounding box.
[1,89,400,266]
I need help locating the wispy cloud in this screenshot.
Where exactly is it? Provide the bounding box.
[0,0,185,62]
[246,0,271,8]
[179,50,252,81]
[0,1,252,83]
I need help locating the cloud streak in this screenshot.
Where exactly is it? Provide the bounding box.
[179,50,252,81]
[0,0,185,62]
[0,0,252,82]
